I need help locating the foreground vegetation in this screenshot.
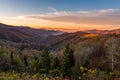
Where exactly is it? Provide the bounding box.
[0,35,120,80]
[0,71,119,80]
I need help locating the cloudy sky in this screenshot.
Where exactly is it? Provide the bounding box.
[0,0,120,31]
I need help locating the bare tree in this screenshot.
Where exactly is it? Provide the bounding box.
[105,37,120,70]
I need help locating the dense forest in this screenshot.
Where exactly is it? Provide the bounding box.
[0,23,120,80]
[0,34,119,80]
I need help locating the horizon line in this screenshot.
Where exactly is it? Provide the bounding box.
[0,22,120,32]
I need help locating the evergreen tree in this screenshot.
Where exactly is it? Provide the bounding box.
[40,47,51,73]
[23,55,28,67]
[53,57,59,69]
[29,56,39,73]
[10,51,14,70]
[61,44,75,77]
[34,56,40,72]
[10,51,14,65]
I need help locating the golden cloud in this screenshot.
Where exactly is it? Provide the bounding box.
[23,9,120,25]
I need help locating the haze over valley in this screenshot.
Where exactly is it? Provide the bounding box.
[0,0,120,80]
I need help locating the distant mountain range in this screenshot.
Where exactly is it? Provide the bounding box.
[85,29,120,35]
[0,23,119,49]
[46,31,88,48]
[0,23,64,43]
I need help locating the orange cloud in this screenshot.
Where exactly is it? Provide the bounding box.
[0,9,120,32]
[24,9,120,25]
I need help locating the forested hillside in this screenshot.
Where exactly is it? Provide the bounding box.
[0,24,119,79]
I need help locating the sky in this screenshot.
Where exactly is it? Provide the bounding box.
[0,0,120,32]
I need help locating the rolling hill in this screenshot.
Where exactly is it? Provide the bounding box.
[0,23,119,49]
[85,29,120,35]
[0,23,64,43]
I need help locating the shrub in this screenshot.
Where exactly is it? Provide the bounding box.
[49,69,60,77]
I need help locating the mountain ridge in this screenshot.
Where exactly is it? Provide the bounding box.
[0,23,120,49]
[0,23,65,43]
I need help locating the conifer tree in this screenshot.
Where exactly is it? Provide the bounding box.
[10,51,14,65]
[23,55,28,67]
[10,51,14,70]
[41,47,50,72]
[53,57,59,69]
[61,44,75,77]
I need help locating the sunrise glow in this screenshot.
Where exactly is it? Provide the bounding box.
[0,0,120,32]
